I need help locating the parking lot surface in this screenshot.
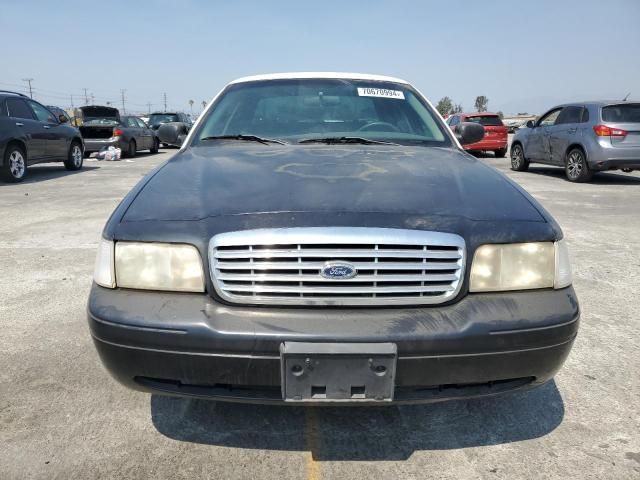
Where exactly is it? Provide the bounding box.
[1,145,639,479]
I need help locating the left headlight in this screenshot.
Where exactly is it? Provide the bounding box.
[469,240,572,292]
[93,240,205,292]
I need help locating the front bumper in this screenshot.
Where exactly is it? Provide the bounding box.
[88,285,579,404]
[83,137,123,153]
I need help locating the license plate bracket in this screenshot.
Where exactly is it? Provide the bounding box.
[281,342,397,403]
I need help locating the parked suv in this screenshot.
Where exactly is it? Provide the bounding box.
[511,101,640,182]
[148,112,192,147]
[446,112,508,157]
[0,91,84,182]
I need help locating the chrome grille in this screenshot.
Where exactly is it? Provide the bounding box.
[209,227,465,306]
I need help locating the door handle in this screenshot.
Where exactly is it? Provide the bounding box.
[16,122,24,126]
[43,125,51,129]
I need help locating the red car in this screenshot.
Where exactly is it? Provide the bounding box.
[446,112,508,157]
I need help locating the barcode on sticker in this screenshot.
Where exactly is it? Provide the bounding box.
[357,87,405,99]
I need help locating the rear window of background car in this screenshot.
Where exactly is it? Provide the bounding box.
[6,98,35,120]
[602,104,640,123]
[465,115,503,126]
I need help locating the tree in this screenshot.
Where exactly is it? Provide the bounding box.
[201,100,207,110]
[436,96,453,116]
[474,96,489,112]
[188,99,194,115]
[452,103,464,114]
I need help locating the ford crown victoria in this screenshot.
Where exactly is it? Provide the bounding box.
[88,73,579,404]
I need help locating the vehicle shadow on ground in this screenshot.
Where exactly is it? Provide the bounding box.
[151,381,564,461]
[0,164,101,185]
[527,166,640,185]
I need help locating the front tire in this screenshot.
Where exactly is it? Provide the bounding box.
[494,147,508,158]
[150,138,159,154]
[510,143,529,171]
[1,144,27,182]
[565,148,592,182]
[64,142,84,171]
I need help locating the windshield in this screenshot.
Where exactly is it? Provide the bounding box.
[192,79,451,146]
[465,115,503,126]
[149,114,179,124]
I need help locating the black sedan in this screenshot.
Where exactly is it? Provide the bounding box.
[0,91,84,182]
[88,73,579,405]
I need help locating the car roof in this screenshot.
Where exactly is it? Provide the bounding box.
[549,100,639,109]
[229,72,410,85]
[0,90,29,99]
[150,112,179,115]
[459,112,500,117]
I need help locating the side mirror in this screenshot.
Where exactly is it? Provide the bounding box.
[455,122,484,145]
[525,120,535,128]
[58,114,68,123]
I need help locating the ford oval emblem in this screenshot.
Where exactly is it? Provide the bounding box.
[320,261,357,280]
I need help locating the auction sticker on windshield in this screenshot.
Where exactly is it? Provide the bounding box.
[357,87,405,99]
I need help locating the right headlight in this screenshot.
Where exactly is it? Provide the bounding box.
[469,239,572,292]
[93,239,205,292]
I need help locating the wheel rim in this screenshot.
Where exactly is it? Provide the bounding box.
[567,151,583,179]
[72,145,82,166]
[511,146,522,168]
[9,151,25,178]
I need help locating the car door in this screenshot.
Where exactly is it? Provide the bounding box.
[27,100,67,159]
[135,117,153,149]
[526,108,562,162]
[549,105,583,165]
[6,97,45,161]
[124,117,142,150]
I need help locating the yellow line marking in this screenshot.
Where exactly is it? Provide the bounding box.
[304,407,321,480]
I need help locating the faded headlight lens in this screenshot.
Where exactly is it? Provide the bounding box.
[470,242,557,292]
[115,242,205,292]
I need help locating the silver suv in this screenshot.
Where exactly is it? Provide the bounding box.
[510,101,640,182]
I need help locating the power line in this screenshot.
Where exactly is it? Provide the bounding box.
[22,78,34,98]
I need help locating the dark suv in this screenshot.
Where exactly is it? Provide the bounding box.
[0,91,84,182]
[148,112,192,147]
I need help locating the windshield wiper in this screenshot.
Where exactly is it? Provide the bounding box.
[298,136,399,146]
[199,135,287,145]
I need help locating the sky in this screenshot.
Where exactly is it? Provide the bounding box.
[1,0,639,116]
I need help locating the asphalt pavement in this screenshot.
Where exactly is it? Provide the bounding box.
[1,143,639,479]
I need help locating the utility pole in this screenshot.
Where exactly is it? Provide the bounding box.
[120,89,126,114]
[70,95,74,109]
[91,93,95,104]
[83,88,89,105]
[147,102,152,114]
[22,78,34,98]
[163,92,167,112]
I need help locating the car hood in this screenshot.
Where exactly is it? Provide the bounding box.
[121,144,545,224]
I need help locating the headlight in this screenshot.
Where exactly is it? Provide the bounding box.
[93,240,205,292]
[470,240,572,292]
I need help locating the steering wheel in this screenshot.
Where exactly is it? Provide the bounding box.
[357,121,400,132]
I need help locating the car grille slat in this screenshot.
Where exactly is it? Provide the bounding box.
[209,227,465,306]
[214,249,462,260]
